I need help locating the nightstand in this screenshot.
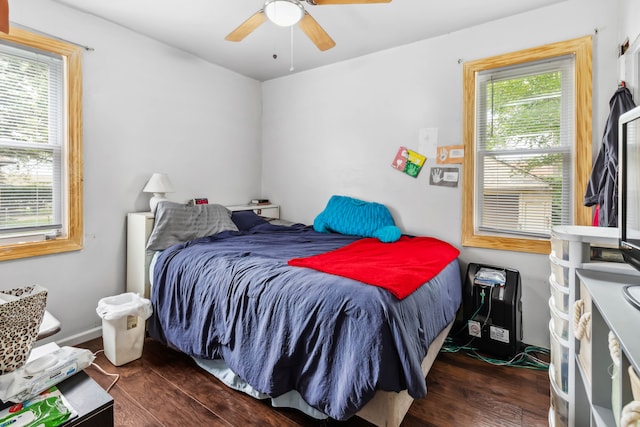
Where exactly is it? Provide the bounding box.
[0,370,114,427]
[57,371,114,426]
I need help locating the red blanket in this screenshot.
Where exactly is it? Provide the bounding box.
[288,236,459,299]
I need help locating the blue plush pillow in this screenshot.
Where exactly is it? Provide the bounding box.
[313,195,401,242]
[231,210,268,231]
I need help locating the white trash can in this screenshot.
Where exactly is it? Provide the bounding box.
[96,293,152,366]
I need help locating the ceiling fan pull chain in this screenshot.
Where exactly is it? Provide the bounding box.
[290,25,295,72]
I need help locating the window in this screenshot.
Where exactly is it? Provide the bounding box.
[462,37,592,254]
[0,28,82,261]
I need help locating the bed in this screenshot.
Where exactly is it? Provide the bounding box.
[136,198,462,427]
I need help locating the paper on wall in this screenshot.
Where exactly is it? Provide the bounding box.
[436,145,464,164]
[418,128,438,158]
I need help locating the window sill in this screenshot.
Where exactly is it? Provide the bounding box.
[462,233,551,255]
[0,237,83,261]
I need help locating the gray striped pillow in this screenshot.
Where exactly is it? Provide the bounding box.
[146,201,238,251]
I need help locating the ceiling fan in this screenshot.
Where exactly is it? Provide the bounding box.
[225,0,391,52]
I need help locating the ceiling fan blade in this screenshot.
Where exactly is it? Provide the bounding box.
[311,0,391,4]
[298,13,335,51]
[225,10,267,42]
[0,0,8,34]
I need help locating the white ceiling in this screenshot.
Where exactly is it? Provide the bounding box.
[53,0,565,81]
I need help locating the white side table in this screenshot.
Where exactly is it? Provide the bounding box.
[37,310,61,340]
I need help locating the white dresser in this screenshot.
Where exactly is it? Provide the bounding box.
[126,204,280,298]
[549,225,640,426]
[573,269,640,427]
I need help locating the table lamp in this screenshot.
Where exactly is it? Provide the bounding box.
[143,173,174,212]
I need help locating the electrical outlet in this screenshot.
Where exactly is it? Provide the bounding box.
[468,320,481,338]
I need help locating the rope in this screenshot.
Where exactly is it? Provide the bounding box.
[609,331,621,367]
[621,400,640,427]
[573,299,591,340]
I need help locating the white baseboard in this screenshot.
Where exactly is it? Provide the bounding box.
[55,326,102,347]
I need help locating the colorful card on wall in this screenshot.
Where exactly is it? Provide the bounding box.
[437,145,464,164]
[391,146,426,178]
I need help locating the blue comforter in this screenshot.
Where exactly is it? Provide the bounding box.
[148,223,461,420]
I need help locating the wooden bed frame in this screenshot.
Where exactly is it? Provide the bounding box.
[126,211,452,427]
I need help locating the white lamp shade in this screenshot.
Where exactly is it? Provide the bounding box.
[143,173,175,212]
[264,0,304,27]
[143,173,175,194]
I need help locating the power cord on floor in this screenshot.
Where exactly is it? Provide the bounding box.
[90,350,120,392]
[465,345,550,370]
[442,336,550,371]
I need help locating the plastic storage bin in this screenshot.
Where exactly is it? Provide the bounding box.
[549,298,570,340]
[548,408,555,427]
[549,275,570,312]
[549,319,570,393]
[549,255,570,287]
[96,293,152,366]
[551,237,570,261]
[549,367,569,427]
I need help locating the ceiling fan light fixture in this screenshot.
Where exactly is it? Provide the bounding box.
[264,0,305,27]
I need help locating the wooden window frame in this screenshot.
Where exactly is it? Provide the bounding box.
[462,36,592,254]
[0,27,83,261]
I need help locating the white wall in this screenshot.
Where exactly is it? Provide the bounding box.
[621,0,640,47]
[2,0,263,345]
[620,0,640,101]
[262,0,619,347]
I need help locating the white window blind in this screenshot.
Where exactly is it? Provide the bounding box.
[475,56,575,239]
[0,42,64,240]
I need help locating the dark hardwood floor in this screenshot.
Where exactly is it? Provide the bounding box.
[79,337,550,427]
